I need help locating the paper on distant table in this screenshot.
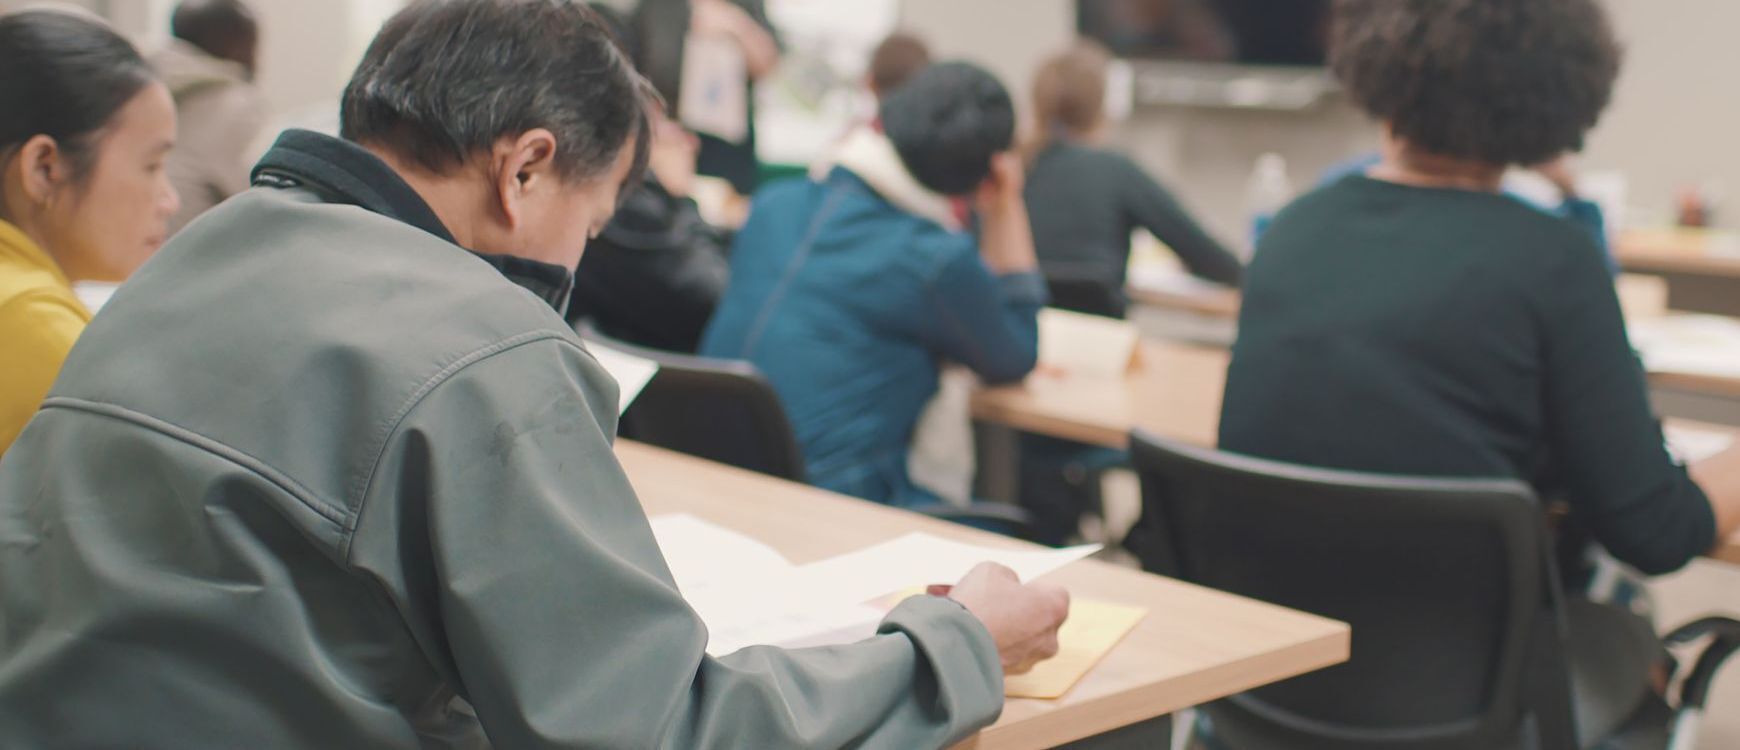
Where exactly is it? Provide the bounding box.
[1126,265,1233,298]
[679,34,749,144]
[794,533,1100,609]
[1630,315,1740,380]
[1005,599,1147,700]
[1039,308,1139,379]
[584,341,660,415]
[1665,424,1736,465]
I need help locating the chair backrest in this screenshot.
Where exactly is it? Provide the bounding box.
[1126,432,1576,750]
[577,324,807,482]
[1044,273,1128,320]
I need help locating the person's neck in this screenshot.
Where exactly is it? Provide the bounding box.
[363,145,487,250]
[1369,148,1505,193]
[0,197,84,282]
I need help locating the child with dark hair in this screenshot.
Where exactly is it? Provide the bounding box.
[1221,0,1740,705]
[1025,40,1241,320]
[702,61,1045,508]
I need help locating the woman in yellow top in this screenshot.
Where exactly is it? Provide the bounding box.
[0,10,180,453]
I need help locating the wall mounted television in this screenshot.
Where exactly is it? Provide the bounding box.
[1078,0,1333,69]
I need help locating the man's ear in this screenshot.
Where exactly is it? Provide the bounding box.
[13,135,68,209]
[493,128,561,229]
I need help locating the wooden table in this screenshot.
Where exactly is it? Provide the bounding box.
[973,341,1231,451]
[1617,230,1740,316]
[618,442,1350,750]
[970,342,1740,564]
[1125,281,1242,321]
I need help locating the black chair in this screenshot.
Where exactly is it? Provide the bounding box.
[1125,432,1740,750]
[575,323,1035,536]
[1045,273,1129,320]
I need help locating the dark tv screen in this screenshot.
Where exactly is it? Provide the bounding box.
[1078,0,1332,67]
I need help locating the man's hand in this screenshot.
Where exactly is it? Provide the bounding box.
[947,563,1070,675]
[975,152,1027,217]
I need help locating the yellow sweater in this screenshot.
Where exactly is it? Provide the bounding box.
[0,220,90,453]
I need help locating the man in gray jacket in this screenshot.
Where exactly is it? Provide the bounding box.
[0,1,1067,748]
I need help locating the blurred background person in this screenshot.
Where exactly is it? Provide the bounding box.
[567,3,732,353]
[152,0,265,235]
[633,0,781,197]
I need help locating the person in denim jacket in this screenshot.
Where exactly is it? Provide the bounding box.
[702,62,1046,507]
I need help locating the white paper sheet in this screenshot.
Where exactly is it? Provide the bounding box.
[1630,315,1740,380]
[584,342,660,415]
[1664,424,1737,464]
[1038,308,1139,379]
[73,282,120,314]
[649,514,887,656]
[647,515,1098,656]
[793,533,1101,611]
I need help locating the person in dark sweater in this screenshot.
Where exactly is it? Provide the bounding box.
[566,4,731,352]
[567,104,729,352]
[1023,40,1242,319]
[1222,0,1740,579]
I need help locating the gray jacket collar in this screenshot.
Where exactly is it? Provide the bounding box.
[251,130,575,314]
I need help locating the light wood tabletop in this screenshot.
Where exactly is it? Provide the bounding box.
[1617,229,1740,280]
[1125,281,1242,320]
[969,341,1740,565]
[617,441,1351,750]
[971,341,1230,451]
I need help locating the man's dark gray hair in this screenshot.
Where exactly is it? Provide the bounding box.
[340,0,654,188]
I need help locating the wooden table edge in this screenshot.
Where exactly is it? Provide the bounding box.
[961,624,1351,750]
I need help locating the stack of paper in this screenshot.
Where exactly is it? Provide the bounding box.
[649,514,1100,657]
[1038,308,1140,379]
[1664,424,1737,464]
[1630,315,1740,381]
[583,341,661,415]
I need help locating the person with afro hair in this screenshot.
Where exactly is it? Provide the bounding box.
[1222,0,1740,716]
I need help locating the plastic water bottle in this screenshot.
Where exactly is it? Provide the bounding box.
[1246,153,1294,259]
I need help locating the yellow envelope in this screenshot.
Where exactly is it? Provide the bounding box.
[1005,600,1148,700]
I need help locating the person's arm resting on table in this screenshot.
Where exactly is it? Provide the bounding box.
[349,336,1065,748]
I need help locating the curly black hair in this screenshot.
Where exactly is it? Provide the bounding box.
[1331,0,1622,166]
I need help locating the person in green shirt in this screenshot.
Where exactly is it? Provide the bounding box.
[1222,0,1740,578]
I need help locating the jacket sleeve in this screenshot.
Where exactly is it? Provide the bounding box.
[1536,235,1716,575]
[347,335,1005,749]
[1120,159,1244,286]
[919,239,1047,386]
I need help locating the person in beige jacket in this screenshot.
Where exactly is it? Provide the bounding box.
[152,0,266,234]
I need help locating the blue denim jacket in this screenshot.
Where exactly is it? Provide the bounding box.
[701,168,1047,506]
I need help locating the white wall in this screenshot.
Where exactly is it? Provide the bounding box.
[900,0,1376,249]
[1583,0,1740,225]
[902,0,1740,243]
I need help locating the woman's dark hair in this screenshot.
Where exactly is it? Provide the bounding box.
[340,0,656,188]
[1330,0,1621,166]
[0,10,155,182]
[879,61,1015,196]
